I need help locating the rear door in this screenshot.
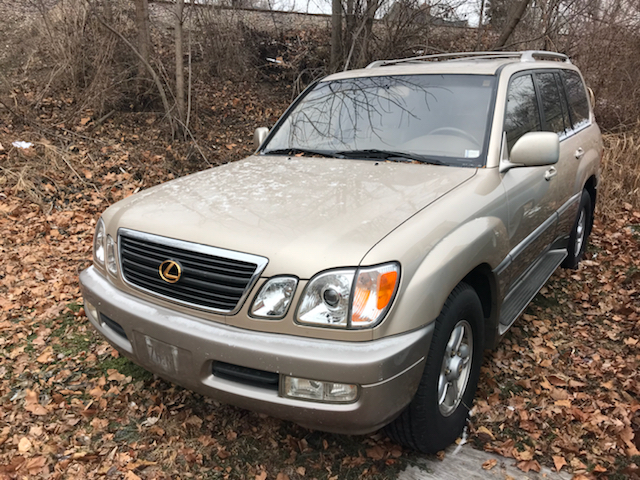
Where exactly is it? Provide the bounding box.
[551,69,592,238]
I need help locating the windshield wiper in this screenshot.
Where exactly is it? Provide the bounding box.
[334,149,445,165]
[262,148,344,159]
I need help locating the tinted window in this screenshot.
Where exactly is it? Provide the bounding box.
[505,74,540,152]
[563,70,590,128]
[264,75,496,166]
[536,72,569,135]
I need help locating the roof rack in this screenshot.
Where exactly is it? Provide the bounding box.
[365,50,571,69]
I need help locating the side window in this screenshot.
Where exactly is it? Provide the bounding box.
[536,72,570,135]
[505,74,541,152]
[563,70,590,128]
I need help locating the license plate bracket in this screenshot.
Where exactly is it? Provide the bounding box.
[134,333,192,379]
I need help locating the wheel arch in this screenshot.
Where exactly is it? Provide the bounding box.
[461,264,500,349]
[584,174,597,233]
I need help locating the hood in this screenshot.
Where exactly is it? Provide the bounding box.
[104,155,476,278]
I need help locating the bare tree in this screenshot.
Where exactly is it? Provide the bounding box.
[493,0,531,49]
[175,0,185,124]
[331,0,343,71]
[134,0,151,71]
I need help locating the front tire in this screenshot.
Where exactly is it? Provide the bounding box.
[386,283,484,453]
[562,189,592,269]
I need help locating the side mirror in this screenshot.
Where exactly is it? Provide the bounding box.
[500,132,559,173]
[587,87,596,111]
[254,127,269,149]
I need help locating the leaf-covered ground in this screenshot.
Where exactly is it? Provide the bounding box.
[474,212,640,479]
[1,81,639,479]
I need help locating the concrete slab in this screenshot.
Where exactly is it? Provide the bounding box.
[398,444,572,480]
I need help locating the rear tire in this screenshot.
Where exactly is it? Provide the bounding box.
[562,189,592,269]
[386,283,484,453]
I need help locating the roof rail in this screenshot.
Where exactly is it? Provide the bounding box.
[366,50,571,69]
[520,50,570,63]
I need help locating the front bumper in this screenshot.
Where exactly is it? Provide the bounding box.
[79,266,433,434]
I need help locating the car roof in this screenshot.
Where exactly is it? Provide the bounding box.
[323,50,575,81]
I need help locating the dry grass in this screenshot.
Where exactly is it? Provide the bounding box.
[599,126,640,220]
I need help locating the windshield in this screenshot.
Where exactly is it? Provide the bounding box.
[262,74,496,167]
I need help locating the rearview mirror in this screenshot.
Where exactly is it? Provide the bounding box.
[254,127,269,149]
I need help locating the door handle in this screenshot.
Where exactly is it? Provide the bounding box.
[544,167,557,181]
[575,148,585,159]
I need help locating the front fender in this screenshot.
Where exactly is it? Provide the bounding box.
[372,216,509,339]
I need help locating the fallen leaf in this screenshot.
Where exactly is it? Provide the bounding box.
[36,346,54,363]
[366,445,385,460]
[476,425,495,440]
[18,437,32,453]
[552,455,566,472]
[482,458,497,470]
[516,460,540,473]
[107,369,126,382]
[570,457,587,470]
[548,374,567,386]
[25,456,46,475]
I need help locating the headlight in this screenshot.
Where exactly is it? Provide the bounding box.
[297,269,354,327]
[93,218,105,266]
[250,276,298,319]
[106,235,118,276]
[296,263,400,329]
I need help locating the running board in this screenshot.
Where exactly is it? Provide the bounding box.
[499,249,567,334]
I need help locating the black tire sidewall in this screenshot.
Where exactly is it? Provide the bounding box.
[563,189,592,269]
[410,284,484,452]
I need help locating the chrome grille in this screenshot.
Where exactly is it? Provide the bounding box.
[118,229,268,313]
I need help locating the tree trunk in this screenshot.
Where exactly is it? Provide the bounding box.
[360,0,378,67]
[175,0,185,124]
[492,0,531,50]
[346,0,354,32]
[103,0,113,22]
[475,0,486,50]
[134,0,151,77]
[330,0,342,71]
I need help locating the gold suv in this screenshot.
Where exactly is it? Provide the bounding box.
[80,51,602,453]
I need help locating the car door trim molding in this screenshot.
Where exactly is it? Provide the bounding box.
[557,192,581,218]
[494,191,581,282]
[499,211,558,274]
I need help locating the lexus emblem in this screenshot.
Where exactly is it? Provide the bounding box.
[159,260,182,284]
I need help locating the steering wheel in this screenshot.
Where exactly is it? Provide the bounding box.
[427,127,479,145]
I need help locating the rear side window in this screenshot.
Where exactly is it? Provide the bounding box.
[563,70,590,128]
[505,74,540,152]
[536,72,570,136]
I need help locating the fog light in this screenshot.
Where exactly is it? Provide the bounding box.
[283,376,358,403]
[85,300,98,322]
